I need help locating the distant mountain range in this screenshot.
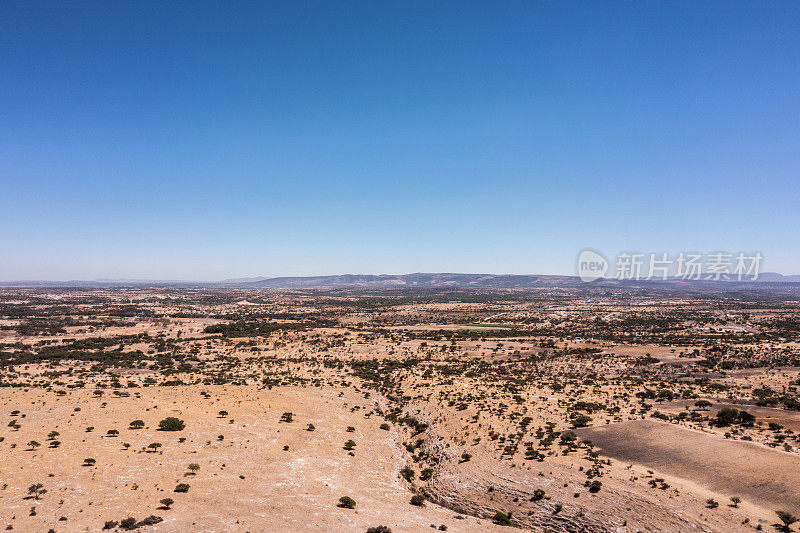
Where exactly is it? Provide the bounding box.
[1,272,799,288]
[748,272,800,282]
[235,273,578,288]
[229,272,800,288]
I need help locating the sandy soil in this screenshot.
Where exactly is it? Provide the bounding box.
[0,386,504,532]
[578,420,800,515]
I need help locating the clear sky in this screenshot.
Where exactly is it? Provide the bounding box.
[2,2,799,280]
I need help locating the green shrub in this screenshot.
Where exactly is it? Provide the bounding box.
[401,466,414,481]
[492,511,513,526]
[338,496,356,509]
[570,414,592,427]
[158,417,185,431]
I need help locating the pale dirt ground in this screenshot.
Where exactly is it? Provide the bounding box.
[400,391,785,533]
[578,420,800,516]
[0,386,505,533]
[3,290,800,532]
[601,344,702,364]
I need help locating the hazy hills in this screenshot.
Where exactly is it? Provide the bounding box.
[243,273,577,288]
[1,272,799,288]
[240,272,800,289]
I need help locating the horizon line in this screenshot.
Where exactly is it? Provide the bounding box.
[1,270,799,286]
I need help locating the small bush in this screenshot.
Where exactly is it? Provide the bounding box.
[138,516,163,527]
[174,483,190,493]
[560,431,577,443]
[570,414,592,428]
[492,511,513,526]
[338,496,356,509]
[158,417,185,431]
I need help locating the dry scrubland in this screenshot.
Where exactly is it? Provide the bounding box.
[1,284,800,532]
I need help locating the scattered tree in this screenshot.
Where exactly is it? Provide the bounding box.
[158,417,185,431]
[492,511,513,526]
[338,496,356,509]
[776,511,799,531]
[28,483,46,500]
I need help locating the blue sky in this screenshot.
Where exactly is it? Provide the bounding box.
[2,2,799,280]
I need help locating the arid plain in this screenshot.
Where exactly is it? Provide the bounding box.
[1,283,799,532]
